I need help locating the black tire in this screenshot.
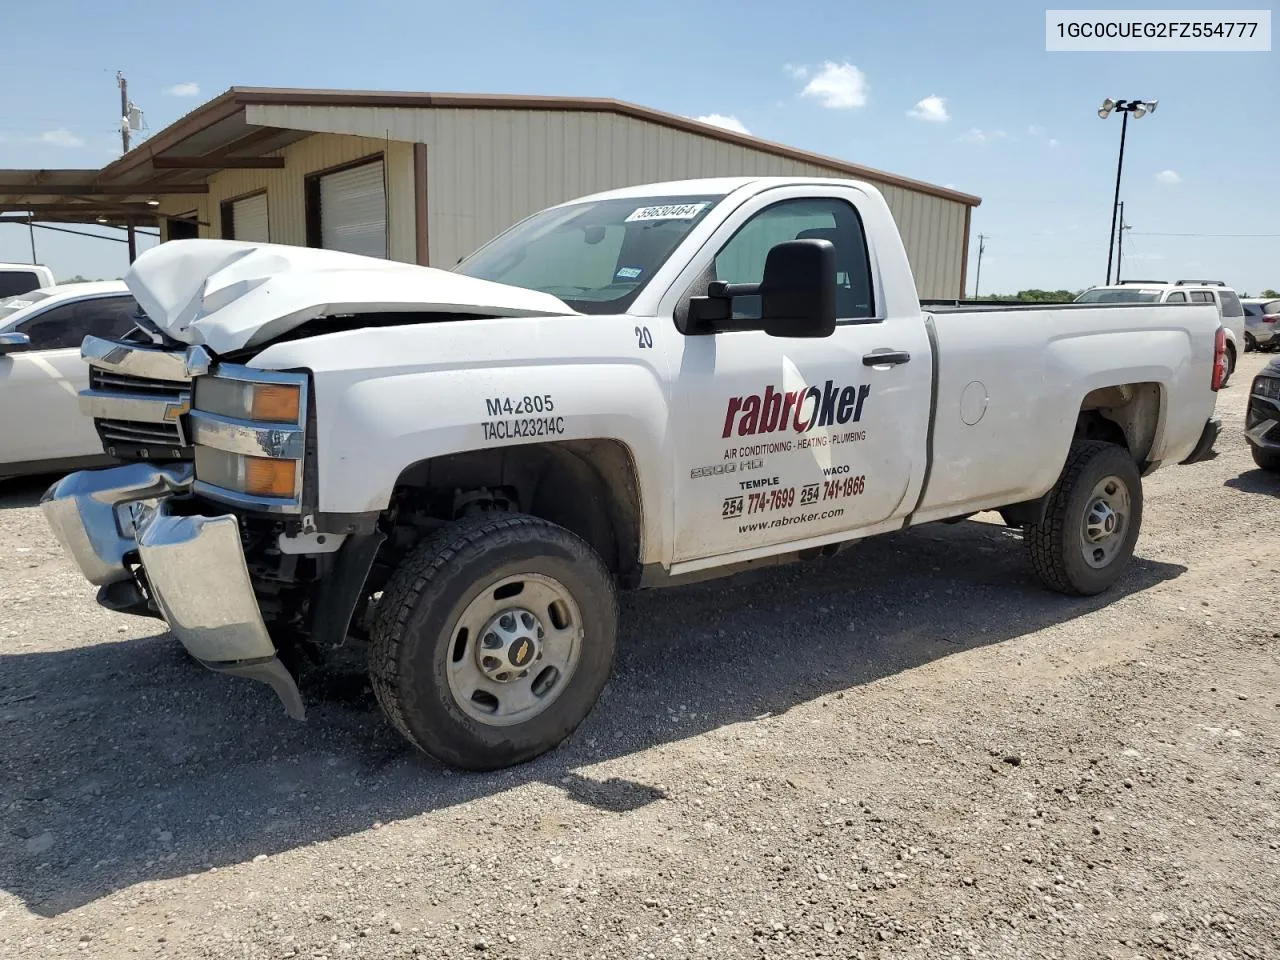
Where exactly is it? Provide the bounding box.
[368,513,617,771]
[1026,441,1143,596]
[1245,333,1257,353]
[1221,343,1236,387]
[1251,444,1280,473]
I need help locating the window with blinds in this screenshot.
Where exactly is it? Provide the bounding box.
[221,193,269,243]
[308,159,388,259]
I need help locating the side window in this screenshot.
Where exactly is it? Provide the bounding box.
[17,298,138,350]
[18,302,86,349]
[1189,291,1212,304]
[712,197,875,322]
[1217,290,1244,317]
[1166,292,1187,303]
[0,271,40,298]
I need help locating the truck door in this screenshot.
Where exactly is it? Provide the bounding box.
[662,185,932,565]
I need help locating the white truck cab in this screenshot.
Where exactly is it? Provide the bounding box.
[43,177,1226,770]
[0,263,55,298]
[1076,280,1246,384]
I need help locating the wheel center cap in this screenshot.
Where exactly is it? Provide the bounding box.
[1086,499,1118,542]
[477,607,544,683]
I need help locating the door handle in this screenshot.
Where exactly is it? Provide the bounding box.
[862,349,911,366]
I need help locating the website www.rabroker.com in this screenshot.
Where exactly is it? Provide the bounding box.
[738,507,845,534]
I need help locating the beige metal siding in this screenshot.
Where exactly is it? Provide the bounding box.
[157,133,414,262]
[248,105,969,297]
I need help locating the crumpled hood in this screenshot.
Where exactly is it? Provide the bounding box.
[124,239,575,355]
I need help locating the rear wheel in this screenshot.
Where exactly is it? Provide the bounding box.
[368,513,617,770]
[1221,343,1237,387]
[1251,444,1280,473]
[1245,333,1257,352]
[1026,441,1143,596]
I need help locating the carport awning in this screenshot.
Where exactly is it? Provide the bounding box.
[0,92,311,228]
[0,169,211,228]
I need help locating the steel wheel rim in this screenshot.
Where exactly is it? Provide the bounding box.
[446,572,584,727]
[1080,474,1130,569]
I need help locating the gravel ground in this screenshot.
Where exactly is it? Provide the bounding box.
[1,353,1277,960]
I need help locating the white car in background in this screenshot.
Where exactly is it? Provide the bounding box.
[0,263,55,298]
[0,281,142,479]
[1075,280,1247,386]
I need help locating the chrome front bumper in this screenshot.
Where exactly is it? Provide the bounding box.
[41,463,304,719]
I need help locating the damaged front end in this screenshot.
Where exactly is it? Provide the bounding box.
[41,334,340,719]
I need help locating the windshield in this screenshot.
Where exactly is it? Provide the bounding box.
[0,290,51,325]
[455,195,724,314]
[1074,288,1162,304]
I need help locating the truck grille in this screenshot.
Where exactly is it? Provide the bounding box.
[80,337,195,461]
[89,368,187,396]
[97,418,185,448]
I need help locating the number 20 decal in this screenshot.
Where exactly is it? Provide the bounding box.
[635,326,654,349]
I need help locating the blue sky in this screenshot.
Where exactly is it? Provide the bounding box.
[2,0,1277,294]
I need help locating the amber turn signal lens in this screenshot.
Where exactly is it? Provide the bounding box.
[243,456,297,498]
[250,383,301,422]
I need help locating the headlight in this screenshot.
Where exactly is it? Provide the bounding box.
[189,366,309,510]
[1253,376,1280,401]
[194,447,299,500]
[194,377,301,422]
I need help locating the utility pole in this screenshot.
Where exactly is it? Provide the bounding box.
[1104,109,1127,286]
[118,71,137,263]
[1116,202,1128,284]
[27,214,37,264]
[1098,98,1157,285]
[973,233,987,298]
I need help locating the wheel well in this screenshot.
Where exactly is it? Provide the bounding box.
[384,440,644,588]
[1076,382,1162,464]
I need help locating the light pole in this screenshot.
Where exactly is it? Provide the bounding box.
[1098,98,1157,285]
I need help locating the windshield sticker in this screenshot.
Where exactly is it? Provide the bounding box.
[615,266,643,280]
[624,202,709,223]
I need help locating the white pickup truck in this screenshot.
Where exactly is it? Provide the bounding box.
[43,176,1225,770]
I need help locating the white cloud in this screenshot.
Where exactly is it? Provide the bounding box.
[1156,169,1182,184]
[957,128,1010,145]
[37,128,84,148]
[165,82,200,97]
[1048,138,1060,147]
[1027,125,1045,137]
[693,113,751,135]
[783,63,809,80]
[908,95,949,122]
[800,62,869,109]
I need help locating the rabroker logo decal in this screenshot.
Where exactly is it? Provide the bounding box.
[722,381,870,438]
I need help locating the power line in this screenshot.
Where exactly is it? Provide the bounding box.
[1129,232,1280,238]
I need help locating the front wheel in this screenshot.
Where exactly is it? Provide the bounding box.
[368,514,617,771]
[1026,441,1143,596]
[1251,444,1280,473]
[1245,333,1257,352]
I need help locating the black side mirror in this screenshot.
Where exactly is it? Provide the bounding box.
[683,239,837,338]
[0,332,31,356]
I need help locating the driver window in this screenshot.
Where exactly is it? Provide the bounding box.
[713,197,875,322]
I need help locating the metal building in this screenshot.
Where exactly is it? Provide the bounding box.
[1,88,980,298]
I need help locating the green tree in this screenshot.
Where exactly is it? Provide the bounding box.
[1262,289,1280,299]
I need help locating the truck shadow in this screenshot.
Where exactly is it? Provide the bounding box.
[0,518,1185,916]
[0,474,54,510]
[1224,468,1280,497]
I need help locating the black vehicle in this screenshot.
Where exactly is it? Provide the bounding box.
[1246,355,1280,472]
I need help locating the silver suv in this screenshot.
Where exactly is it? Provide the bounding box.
[1075,280,1247,386]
